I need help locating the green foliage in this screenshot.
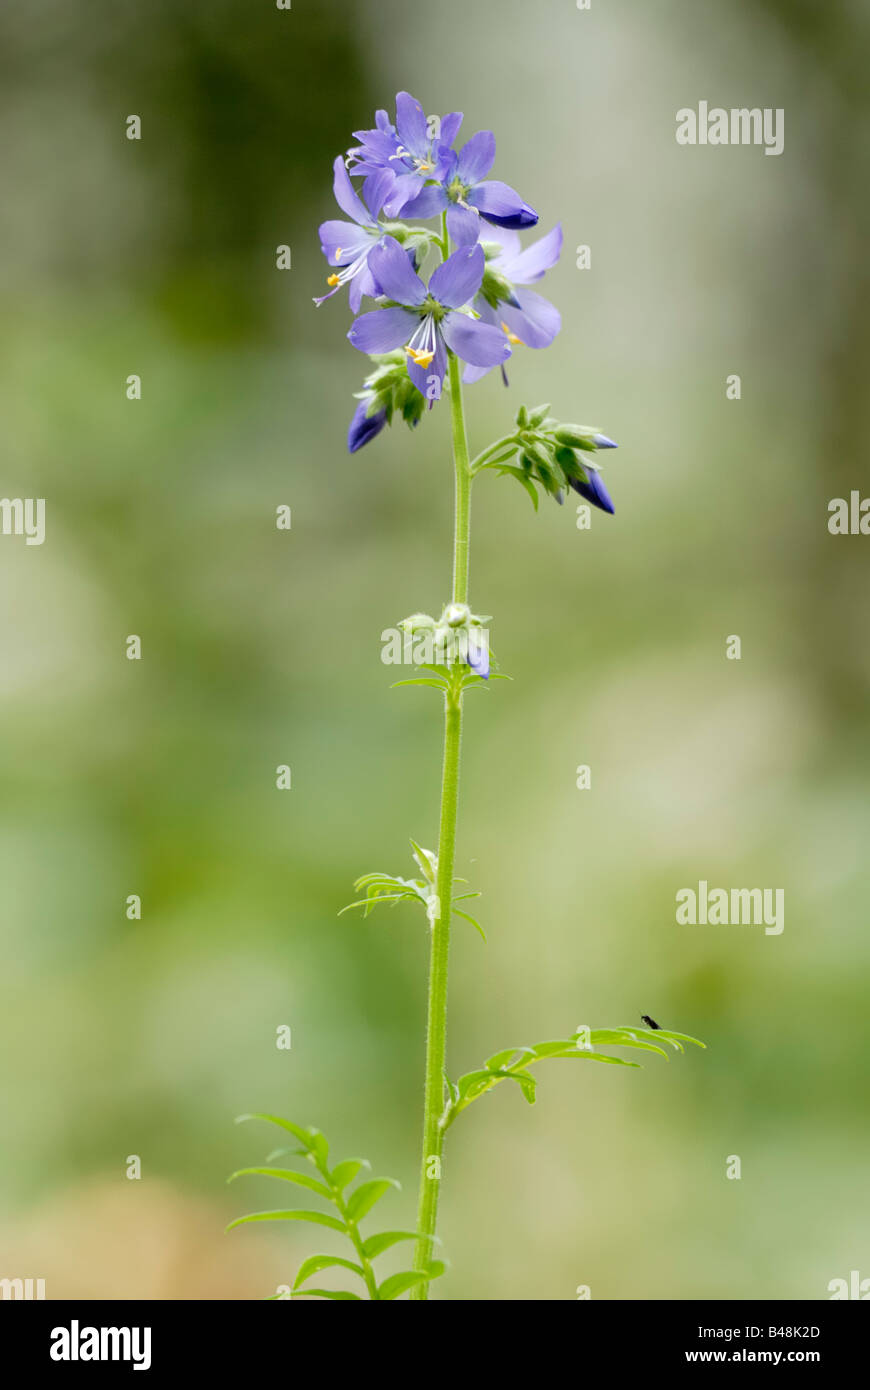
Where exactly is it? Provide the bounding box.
[339,840,486,940]
[354,351,426,431]
[227,1115,445,1300]
[442,1025,705,1130]
[471,404,614,507]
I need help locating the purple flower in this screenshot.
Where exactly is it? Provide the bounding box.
[463,224,563,383]
[569,462,616,514]
[401,130,538,247]
[315,157,395,311]
[347,397,388,453]
[346,92,463,219]
[466,634,490,680]
[347,238,511,401]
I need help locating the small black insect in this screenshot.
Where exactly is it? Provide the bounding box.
[640,1014,661,1030]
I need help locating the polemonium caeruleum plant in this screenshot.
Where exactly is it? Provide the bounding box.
[229,92,705,1301]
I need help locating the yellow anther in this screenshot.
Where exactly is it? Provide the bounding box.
[335,247,342,257]
[405,346,435,367]
[501,321,523,345]
[417,161,431,172]
[327,273,341,287]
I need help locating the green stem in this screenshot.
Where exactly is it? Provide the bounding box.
[411,232,473,1293]
[469,433,519,475]
[333,1187,379,1300]
[449,353,472,604]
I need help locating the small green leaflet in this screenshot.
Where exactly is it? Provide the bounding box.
[227,1116,446,1300]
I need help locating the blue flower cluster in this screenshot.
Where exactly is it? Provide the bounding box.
[315,91,616,513]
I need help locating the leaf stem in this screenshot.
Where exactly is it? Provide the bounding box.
[332,1186,379,1300]
[468,433,519,475]
[412,214,473,1297]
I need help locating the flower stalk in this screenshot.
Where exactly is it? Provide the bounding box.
[411,339,473,1295]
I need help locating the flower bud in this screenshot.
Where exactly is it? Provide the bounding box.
[348,398,387,453]
[553,424,600,449]
[443,602,471,628]
[400,612,436,633]
[569,467,615,514]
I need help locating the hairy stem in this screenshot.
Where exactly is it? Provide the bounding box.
[411,338,473,1298]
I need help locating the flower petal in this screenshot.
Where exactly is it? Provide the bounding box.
[501,224,563,284]
[462,362,492,384]
[318,220,371,265]
[357,259,380,298]
[401,183,448,220]
[466,631,490,679]
[500,289,561,349]
[349,259,379,314]
[440,111,464,148]
[367,236,427,307]
[348,129,396,168]
[332,155,373,225]
[468,179,538,229]
[447,203,481,247]
[383,170,425,217]
[460,301,503,382]
[406,329,447,404]
[429,243,485,309]
[441,311,512,367]
[347,306,418,354]
[395,91,429,157]
[479,222,521,262]
[363,169,395,219]
[456,130,496,184]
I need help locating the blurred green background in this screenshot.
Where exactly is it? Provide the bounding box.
[1,0,868,1300]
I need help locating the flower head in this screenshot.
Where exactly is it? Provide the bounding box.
[463,224,563,383]
[346,92,463,219]
[315,156,395,310]
[399,605,491,680]
[347,237,511,402]
[401,130,538,247]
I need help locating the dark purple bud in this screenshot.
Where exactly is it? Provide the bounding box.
[348,398,387,453]
[483,202,538,231]
[569,469,615,514]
